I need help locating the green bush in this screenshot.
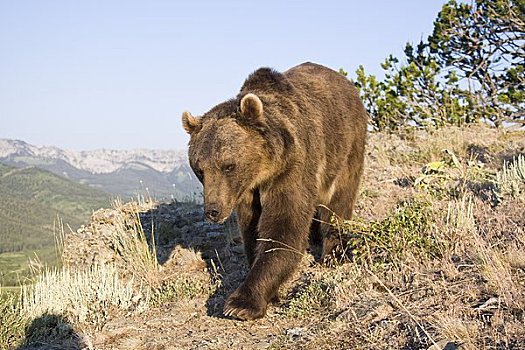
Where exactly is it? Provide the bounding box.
[332,198,442,269]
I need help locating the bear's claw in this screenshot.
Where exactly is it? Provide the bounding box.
[223,292,267,320]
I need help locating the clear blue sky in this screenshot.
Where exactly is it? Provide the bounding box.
[0,1,448,150]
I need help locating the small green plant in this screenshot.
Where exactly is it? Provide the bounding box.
[150,278,212,307]
[413,149,493,199]
[333,198,441,269]
[495,155,525,200]
[414,160,450,197]
[286,276,335,317]
[0,293,26,349]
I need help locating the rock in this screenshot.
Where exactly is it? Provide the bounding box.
[206,231,225,239]
[427,340,457,350]
[285,327,305,339]
[62,200,232,278]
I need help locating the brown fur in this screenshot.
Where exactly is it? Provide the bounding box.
[182,62,367,320]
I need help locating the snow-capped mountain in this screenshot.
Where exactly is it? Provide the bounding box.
[0,139,187,174]
[0,138,200,200]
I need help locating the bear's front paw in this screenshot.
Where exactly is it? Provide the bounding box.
[223,289,267,320]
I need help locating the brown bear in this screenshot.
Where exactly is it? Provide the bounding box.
[182,62,367,320]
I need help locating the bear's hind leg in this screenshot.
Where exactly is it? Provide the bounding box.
[321,158,364,260]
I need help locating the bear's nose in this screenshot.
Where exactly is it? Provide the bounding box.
[205,205,221,222]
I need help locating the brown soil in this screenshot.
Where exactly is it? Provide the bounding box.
[18,125,525,350]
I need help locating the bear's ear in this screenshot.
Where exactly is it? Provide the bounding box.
[182,111,202,134]
[240,93,263,121]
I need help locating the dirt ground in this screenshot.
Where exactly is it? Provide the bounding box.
[17,125,525,350]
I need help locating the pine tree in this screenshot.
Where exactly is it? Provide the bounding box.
[355,0,524,130]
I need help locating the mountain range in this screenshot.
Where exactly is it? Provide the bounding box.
[0,139,201,201]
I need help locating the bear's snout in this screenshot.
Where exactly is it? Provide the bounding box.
[205,203,222,223]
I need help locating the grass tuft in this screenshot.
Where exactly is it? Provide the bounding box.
[330,198,441,269]
[150,277,212,307]
[20,264,147,328]
[109,199,160,288]
[445,195,476,251]
[286,275,335,317]
[495,154,525,200]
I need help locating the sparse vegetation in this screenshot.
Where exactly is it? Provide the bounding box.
[0,124,524,349]
[150,277,212,307]
[326,198,441,269]
[285,274,335,318]
[1,2,523,344]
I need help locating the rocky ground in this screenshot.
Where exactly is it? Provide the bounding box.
[12,124,525,350]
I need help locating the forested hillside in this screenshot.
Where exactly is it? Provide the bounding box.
[0,163,110,286]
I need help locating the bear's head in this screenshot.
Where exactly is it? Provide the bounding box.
[182,94,274,223]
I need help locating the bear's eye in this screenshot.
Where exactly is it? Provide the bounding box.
[222,164,236,174]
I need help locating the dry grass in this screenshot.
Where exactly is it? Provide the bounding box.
[2,124,524,349]
[108,199,160,288]
[21,264,147,327]
[272,125,525,349]
[309,127,524,349]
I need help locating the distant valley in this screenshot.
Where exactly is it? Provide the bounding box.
[0,139,201,287]
[0,162,111,286]
[0,139,201,201]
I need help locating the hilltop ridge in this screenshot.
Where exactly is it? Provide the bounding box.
[2,124,525,349]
